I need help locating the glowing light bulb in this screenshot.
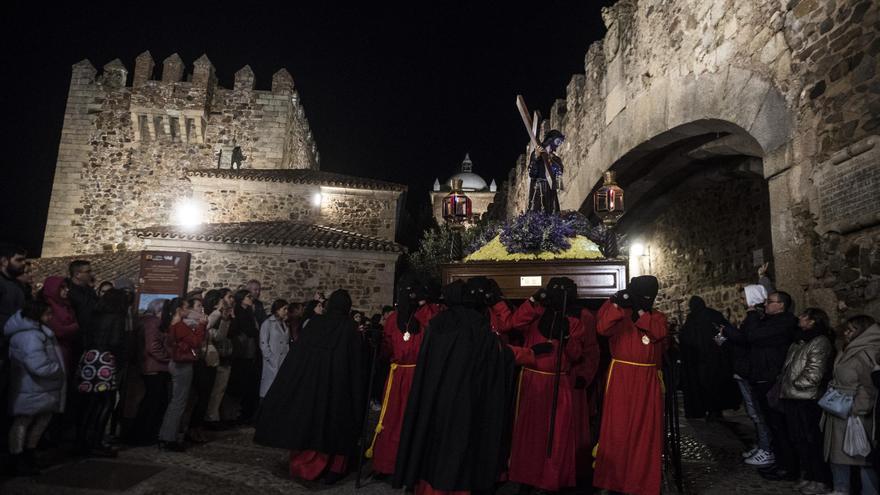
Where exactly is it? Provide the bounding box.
[631,243,645,257]
[312,192,323,207]
[173,199,203,230]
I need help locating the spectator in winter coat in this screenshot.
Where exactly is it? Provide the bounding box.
[41,276,80,373]
[157,298,206,452]
[259,299,290,399]
[0,243,28,440]
[204,289,235,428]
[726,291,798,480]
[65,260,97,333]
[823,315,880,494]
[0,243,27,331]
[74,288,129,457]
[128,298,170,445]
[4,298,66,476]
[778,307,834,494]
[229,289,261,423]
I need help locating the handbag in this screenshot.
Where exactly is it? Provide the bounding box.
[204,343,220,367]
[818,386,854,419]
[844,416,872,457]
[767,380,784,412]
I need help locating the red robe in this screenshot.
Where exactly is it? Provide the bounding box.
[593,300,668,495]
[571,308,600,475]
[368,303,441,474]
[289,451,347,480]
[503,301,587,492]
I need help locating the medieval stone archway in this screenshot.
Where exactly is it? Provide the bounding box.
[560,68,791,213]
[555,69,792,322]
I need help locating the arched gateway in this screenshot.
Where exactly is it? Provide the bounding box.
[500,0,880,322]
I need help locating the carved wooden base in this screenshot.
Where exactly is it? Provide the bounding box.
[441,259,627,300]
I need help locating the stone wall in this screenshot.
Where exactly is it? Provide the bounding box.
[189,177,400,239]
[495,0,879,320]
[319,189,400,240]
[42,53,319,257]
[632,174,773,325]
[146,241,398,314]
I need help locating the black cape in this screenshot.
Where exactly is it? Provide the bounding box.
[392,305,515,492]
[253,305,364,455]
[679,297,741,416]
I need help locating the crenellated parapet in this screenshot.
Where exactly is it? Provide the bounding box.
[43,50,323,257]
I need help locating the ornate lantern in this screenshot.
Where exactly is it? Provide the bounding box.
[442,179,472,226]
[593,171,625,227]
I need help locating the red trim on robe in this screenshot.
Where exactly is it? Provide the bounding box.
[289,450,347,480]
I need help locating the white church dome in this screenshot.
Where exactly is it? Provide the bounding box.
[449,172,488,191]
[447,153,488,191]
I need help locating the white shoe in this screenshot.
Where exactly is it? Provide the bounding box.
[744,449,775,466]
[741,445,759,458]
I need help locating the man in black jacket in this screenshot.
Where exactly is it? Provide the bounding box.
[66,260,98,332]
[726,291,798,480]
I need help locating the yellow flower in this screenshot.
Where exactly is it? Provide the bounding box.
[465,235,604,262]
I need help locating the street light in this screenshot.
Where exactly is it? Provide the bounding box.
[173,198,204,230]
[442,178,472,260]
[594,170,625,227]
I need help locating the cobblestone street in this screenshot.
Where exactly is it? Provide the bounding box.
[0,400,805,495]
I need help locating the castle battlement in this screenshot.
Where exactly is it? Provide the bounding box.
[42,50,323,257]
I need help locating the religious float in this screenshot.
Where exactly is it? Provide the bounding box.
[440,170,628,300]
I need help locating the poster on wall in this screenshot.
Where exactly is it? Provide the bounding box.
[136,251,191,314]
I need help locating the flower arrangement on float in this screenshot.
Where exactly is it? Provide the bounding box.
[463,210,615,262]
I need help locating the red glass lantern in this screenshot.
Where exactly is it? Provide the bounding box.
[594,171,625,227]
[442,178,472,226]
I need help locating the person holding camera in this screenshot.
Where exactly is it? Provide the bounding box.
[593,275,668,495]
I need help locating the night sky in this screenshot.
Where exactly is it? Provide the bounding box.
[1,2,614,255]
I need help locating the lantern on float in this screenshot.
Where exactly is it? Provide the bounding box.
[442,179,472,226]
[593,171,625,227]
[442,178,471,260]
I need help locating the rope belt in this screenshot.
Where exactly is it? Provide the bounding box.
[365,363,416,459]
[593,358,665,467]
[513,367,564,424]
[605,358,665,393]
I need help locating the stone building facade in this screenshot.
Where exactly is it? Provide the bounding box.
[496,0,879,323]
[40,52,405,312]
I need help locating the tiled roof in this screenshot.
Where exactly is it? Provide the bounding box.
[132,221,405,253]
[30,251,141,286]
[186,168,407,192]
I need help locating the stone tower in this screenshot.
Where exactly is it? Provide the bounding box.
[42,52,320,257]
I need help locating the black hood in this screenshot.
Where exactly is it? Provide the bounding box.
[466,276,493,310]
[688,295,706,314]
[538,277,576,340]
[325,289,352,317]
[629,275,659,311]
[397,273,427,334]
[442,279,469,307]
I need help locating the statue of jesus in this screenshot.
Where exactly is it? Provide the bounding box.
[528,129,565,214]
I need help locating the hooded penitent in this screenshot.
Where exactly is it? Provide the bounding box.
[538,277,577,340]
[393,280,515,492]
[254,288,364,456]
[396,273,427,335]
[679,295,741,417]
